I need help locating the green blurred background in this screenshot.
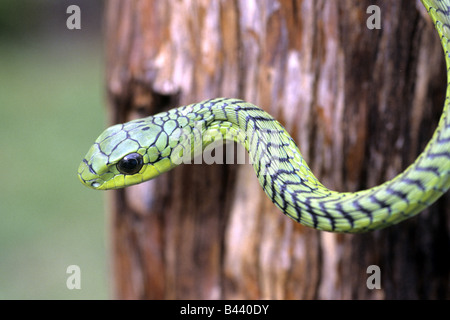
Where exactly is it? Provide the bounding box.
[0,0,108,298]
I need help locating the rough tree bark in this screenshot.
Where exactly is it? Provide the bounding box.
[104,0,449,299]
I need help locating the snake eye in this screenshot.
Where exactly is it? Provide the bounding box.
[116,153,143,175]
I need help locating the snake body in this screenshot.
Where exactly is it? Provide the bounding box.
[79,0,450,233]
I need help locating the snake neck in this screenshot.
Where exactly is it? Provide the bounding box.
[181,97,450,232]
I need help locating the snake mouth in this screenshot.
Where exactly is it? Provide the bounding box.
[78,173,103,190]
[90,181,102,188]
[77,160,105,190]
[83,178,103,189]
[78,175,105,190]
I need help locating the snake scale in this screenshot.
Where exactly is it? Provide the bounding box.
[79,0,450,233]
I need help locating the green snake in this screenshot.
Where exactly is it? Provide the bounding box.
[79,0,450,233]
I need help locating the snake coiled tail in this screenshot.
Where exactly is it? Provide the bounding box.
[78,0,450,233]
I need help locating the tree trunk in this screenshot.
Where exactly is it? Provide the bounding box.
[104,0,449,299]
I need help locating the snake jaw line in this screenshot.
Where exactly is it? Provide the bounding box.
[77,159,104,190]
[79,0,450,232]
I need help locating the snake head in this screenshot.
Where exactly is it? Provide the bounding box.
[78,118,176,190]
